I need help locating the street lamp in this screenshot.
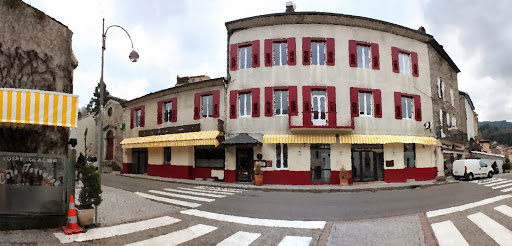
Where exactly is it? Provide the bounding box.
[96,18,138,225]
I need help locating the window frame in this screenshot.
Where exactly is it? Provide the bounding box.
[238,92,252,117]
[201,94,213,118]
[274,90,289,116]
[398,51,411,75]
[358,91,373,116]
[273,41,288,66]
[164,147,171,164]
[163,101,173,123]
[404,143,416,168]
[357,44,372,69]
[311,40,326,65]
[275,143,289,170]
[134,109,142,127]
[401,96,414,120]
[238,45,253,70]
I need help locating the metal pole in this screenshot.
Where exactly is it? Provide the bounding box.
[95,18,105,226]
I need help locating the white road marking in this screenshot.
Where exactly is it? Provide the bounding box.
[216,231,261,246]
[125,224,217,246]
[431,221,469,246]
[277,236,312,246]
[501,187,512,192]
[426,195,512,217]
[135,192,201,208]
[195,186,244,193]
[181,209,326,229]
[468,212,512,246]
[179,187,235,195]
[495,205,512,218]
[149,190,215,202]
[478,178,505,185]
[54,216,180,244]
[492,183,512,189]
[164,188,226,198]
[485,180,512,187]
[196,185,246,192]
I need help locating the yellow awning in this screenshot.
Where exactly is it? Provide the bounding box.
[121,130,220,148]
[0,88,78,128]
[339,134,438,145]
[263,134,336,144]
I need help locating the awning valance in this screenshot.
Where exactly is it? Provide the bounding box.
[263,134,336,144]
[121,130,220,148]
[339,134,438,145]
[0,88,78,128]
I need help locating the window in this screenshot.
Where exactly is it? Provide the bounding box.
[437,78,445,99]
[358,92,373,116]
[479,161,487,168]
[202,94,213,117]
[107,107,113,117]
[440,110,445,138]
[447,112,451,127]
[452,116,456,127]
[135,109,141,127]
[273,42,287,66]
[450,89,454,106]
[312,90,327,125]
[398,52,411,75]
[401,97,413,119]
[163,102,173,123]
[311,41,326,65]
[239,46,252,69]
[239,92,252,117]
[164,147,171,164]
[274,90,288,115]
[404,143,415,168]
[276,143,288,169]
[357,45,371,68]
[194,147,225,168]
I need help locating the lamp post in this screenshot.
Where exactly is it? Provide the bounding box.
[96,18,139,225]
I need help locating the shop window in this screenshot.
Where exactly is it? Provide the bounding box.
[194,147,225,168]
[274,90,289,115]
[202,94,213,118]
[404,143,415,168]
[164,147,171,164]
[239,92,252,117]
[358,91,373,116]
[401,96,413,120]
[276,143,288,169]
[239,45,252,69]
[163,102,173,123]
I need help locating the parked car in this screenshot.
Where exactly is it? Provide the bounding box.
[452,159,494,181]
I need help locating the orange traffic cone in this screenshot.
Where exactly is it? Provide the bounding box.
[62,195,83,235]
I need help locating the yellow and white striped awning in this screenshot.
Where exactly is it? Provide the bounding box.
[0,88,78,128]
[121,130,220,148]
[339,134,438,145]
[263,134,336,144]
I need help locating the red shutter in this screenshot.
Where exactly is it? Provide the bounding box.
[411,52,419,77]
[230,44,237,71]
[264,87,273,117]
[302,37,311,65]
[130,108,134,129]
[326,38,335,66]
[391,47,399,73]
[252,88,260,117]
[348,40,357,67]
[414,95,422,121]
[302,86,312,127]
[327,86,337,127]
[140,106,145,127]
[157,101,163,124]
[350,87,359,118]
[373,89,382,118]
[287,38,296,65]
[394,92,402,119]
[212,90,220,118]
[264,39,273,67]
[252,40,260,68]
[172,98,178,122]
[193,93,200,120]
[371,43,380,70]
[289,86,298,116]
[229,90,237,119]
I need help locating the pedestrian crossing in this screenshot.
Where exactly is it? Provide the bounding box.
[469,178,512,193]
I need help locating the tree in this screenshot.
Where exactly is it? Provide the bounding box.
[86,82,110,116]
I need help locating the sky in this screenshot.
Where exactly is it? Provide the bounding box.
[23,0,511,122]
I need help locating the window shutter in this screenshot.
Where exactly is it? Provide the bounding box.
[394,92,402,119]
[157,101,163,124]
[130,108,134,129]
[230,44,237,71]
[348,40,357,67]
[289,86,298,116]
[264,87,273,117]
[287,38,296,65]
[414,95,422,121]
[302,86,312,127]
[350,87,359,118]
[327,86,337,127]
[373,89,382,118]
[172,98,178,122]
[252,88,260,117]
[264,39,273,67]
[229,90,237,119]
[140,106,145,127]
[411,52,419,77]
[212,90,220,118]
[252,40,260,68]
[326,38,335,66]
[302,37,311,65]
[193,93,200,120]
[371,43,380,70]
[391,47,399,73]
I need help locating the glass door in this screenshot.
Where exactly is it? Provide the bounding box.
[312,90,327,126]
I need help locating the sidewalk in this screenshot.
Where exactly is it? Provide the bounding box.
[117,173,457,192]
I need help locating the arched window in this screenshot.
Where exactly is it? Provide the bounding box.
[106,130,114,160]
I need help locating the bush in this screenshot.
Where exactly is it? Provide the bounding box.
[78,165,102,209]
[339,166,352,180]
[254,164,262,175]
[503,162,511,171]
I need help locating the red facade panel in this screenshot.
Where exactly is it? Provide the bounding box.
[348,40,357,67]
[252,88,260,117]
[391,47,399,73]
[157,101,163,125]
[411,52,419,77]
[394,92,402,119]
[414,95,422,122]
[302,86,312,127]
[193,93,200,120]
[264,87,273,117]
[373,89,382,118]
[264,39,273,67]
[289,86,298,116]
[212,90,220,118]
[326,38,335,66]
[287,37,296,65]
[327,86,337,127]
[371,43,380,70]
[302,37,311,65]
[350,87,359,118]
[252,40,260,68]
[230,43,237,71]
[229,90,237,119]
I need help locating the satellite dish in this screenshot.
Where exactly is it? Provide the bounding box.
[424,121,431,129]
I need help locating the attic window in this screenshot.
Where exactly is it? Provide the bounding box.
[107,107,113,117]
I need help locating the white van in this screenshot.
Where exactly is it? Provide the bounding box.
[452,159,494,181]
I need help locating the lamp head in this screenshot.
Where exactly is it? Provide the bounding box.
[129,50,139,62]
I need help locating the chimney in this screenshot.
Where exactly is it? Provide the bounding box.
[286,1,296,12]
[418,26,426,33]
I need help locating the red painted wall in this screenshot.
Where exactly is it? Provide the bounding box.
[147,164,192,179]
[122,163,132,174]
[191,168,225,180]
[384,167,437,183]
[225,170,236,183]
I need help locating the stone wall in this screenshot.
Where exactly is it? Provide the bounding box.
[103,99,125,170]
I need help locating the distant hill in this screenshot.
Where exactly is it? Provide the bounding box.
[478,120,512,129]
[478,121,512,146]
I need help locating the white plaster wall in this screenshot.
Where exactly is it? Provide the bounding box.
[148,147,164,165]
[416,145,435,168]
[225,146,236,171]
[75,115,97,157]
[171,146,194,166]
[465,99,476,141]
[123,148,132,163]
[384,143,405,169]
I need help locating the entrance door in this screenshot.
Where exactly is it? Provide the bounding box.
[236,148,254,182]
[312,90,327,126]
[106,130,114,160]
[311,144,331,183]
[131,149,148,174]
[351,145,384,182]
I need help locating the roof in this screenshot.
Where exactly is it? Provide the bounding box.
[222,133,261,145]
[459,91,476,111]
[105,95,127,106]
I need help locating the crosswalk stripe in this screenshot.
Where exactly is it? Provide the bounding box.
[493,183,512,189]
[164,188,226,198]
[478,179,505,185]
[431,221,469,246]
[501,187,512,192]
[125,224,217,246]
[485,180,512,187]
[179,187,235,195]
[495,205,512,218]
[216,231,261,246]
[426,195,512,217]
[468,212,512,246]
[54,216,180,243]
[149,190,215,202]
[135,192,202,208]
[196,185,246,192]
[195,186,244,193]
[277,236,312,246]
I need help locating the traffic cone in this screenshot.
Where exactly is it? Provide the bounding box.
[62,195,83,235]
